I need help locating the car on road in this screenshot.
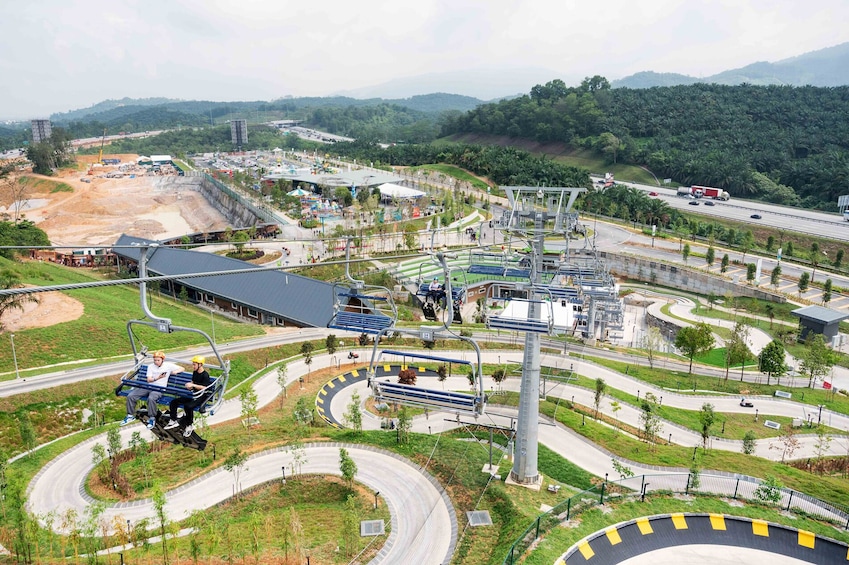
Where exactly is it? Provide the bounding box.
[688,200,699,205]
[740,398,754,408]
[704,201,715,206]
[648,191,658,196]
[750,214,762,219]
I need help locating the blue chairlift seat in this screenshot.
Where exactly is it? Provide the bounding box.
[116,364,220,414]
[329,311,393,334]
[374,380,484,415]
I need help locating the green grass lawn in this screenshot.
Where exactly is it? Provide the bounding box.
[0,258,264,376]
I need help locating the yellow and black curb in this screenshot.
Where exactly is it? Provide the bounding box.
[315,364,440,428]
[556,513,849,564]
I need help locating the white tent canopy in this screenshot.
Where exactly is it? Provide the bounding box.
[378,183,426,199]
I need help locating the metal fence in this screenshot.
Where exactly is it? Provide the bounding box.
[502,472,849,565]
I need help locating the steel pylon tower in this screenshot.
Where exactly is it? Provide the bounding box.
[496,186,585,484]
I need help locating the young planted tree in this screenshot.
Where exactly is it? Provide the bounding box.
[770,265,782,288]
[642,326,663,369]
[300,341,314,376]
[397,406,412,444]
[798,271,810,295]
[239,384,260,428]
[698,403,716,450]
[746,263,756,283]
[799,333,836,388]
[491,367,507,392]
[344,391,363,432]
[339,448,358,490]
[682,243,690,264]
[742,431,757,455]
[224,448,249,496]
[593,378,606,420]
[639,392,663,450]
[674,322,715,374]
[276,362,288,404]
[758,340,786,385]
[341,494,360,558]
[720,254,730,273]
[823,278,833,305]
[151,485,170,564]
[325,334,338,355]
[705,246,715,268]
[293,397,314,427]
[397,368,417,385]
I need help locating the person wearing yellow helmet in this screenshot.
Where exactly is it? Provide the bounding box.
[164,355,212,437]
[121,351,183,429]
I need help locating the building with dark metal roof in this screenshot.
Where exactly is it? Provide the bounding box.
[114,235,337,328]
[791,305,849,344]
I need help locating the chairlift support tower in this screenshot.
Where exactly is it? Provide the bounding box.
[496,186,585,485]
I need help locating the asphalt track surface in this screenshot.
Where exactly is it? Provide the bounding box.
[25,346,849,562]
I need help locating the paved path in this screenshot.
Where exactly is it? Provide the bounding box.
[24,346,849,562]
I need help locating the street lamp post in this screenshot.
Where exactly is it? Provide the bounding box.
[10,334,20,379]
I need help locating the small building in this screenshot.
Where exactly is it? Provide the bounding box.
[791,305,849,344]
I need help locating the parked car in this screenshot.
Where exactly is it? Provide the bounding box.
[688,200,700,206]
[750,214,762,219]
[740,398,754,407]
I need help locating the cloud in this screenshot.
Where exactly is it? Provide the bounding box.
[2,0,849,119]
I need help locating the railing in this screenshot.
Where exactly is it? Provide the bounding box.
[502,472,849,564]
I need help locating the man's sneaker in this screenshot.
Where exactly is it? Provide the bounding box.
[183,424,194,437]
[163,420,180,430]
[120,415,136,426]
[146,418,155,429]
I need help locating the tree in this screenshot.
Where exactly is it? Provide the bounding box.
[397,406,412,444]
[705,246,715,267]
[707,292,717,310]
[758,340,787,385]
[130,432,152,489]
[339,494,360,558]
[491,367,507,391]
[698,403,716,449]
[682,243,690,263]
[753,475,783,505]
[231,230,250,254]
[639,392,662,449]
[239,385,259,427]
[742,431,757,455]
[106,426,122,461]
[642,326,663,369]
[397,367,417,385]
[813,426,832,474]
[224,448,249,496]
[674,322,715,374]
[1,160,32,223]
[593,378,606,419]
[339,448,358,490]
[834,248,844,270]
[300,341,314,375]
[764,303,775,329]
[325,334,338,355]
[293,397,314,427]
[344,391,363,432]
[822,278,833,305]
[724,321,751,381]
[610,401,622,431]
[151,485,170,564]
[746,263,756,283]
[276,362,288,405]
[799,333,836,388]
[798,271,810,295]
[771,426,800,463]
[810,242,820,282]
[770,264,782,288]
[720,254,729,273]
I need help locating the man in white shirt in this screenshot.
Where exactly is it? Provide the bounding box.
[121,350,183,429]
[427,277,443,303]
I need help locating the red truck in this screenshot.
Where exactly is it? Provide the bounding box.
[691,185,730,200]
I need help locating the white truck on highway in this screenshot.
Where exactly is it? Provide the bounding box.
[677,185,731,200]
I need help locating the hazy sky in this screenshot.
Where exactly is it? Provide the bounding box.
[3,0,849,120]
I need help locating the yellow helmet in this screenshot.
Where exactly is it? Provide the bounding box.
[191,355,206,364]
[152,350,165,360]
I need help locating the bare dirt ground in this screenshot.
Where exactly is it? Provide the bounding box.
[4,154,231,331]
[18,154,230,246]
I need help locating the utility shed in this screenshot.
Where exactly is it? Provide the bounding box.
[791,305,849,343]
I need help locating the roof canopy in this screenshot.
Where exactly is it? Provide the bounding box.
[378,183,425,199]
